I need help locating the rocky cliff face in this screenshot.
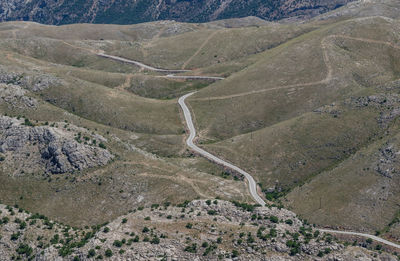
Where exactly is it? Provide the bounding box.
[0,115,113,175]
[0,0,354,25]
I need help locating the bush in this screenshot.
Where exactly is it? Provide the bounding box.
[142,227,150,233]
[203,244,217,256]
[184,243,197,253]
[150,236,160,244]
[186,223,193,229]
[105,249,113,257]
[232,249,239,258]
[99,143,107,149]
[366,238,373,244]
[207,210,217,215]
[269,216,279,223]
[113,240,123,248]
[11,232,20,241]
[285,219,293,225]
[16,243,33,257]
[2,216,9,224]
[103,227,110,233]
[231,201,256,212]
[88,249,96,257]
[122,218,127,224]
[19,221,27,230]
[23,118,34,127]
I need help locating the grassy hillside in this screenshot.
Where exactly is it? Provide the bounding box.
[0,1,400,244]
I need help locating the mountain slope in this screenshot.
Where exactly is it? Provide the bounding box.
[1,0,400,253]
[0,0,354,25]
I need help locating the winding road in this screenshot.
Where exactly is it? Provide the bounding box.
[179,92,266,206]
[98,53,191,73]
[88,38,400,250]
[179,92,400,250]
[319,229,400,249]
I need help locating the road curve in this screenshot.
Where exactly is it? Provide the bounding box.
[178,92,400,249]
[319,229,400,249]
[160,75,225,80]
[94,44,400,250]
[98,53,225,81]
[178,92,266,206]
[98,53,191,73]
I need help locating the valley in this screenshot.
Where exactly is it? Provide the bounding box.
[0,0,400,259]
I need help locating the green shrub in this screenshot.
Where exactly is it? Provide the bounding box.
[16,243,33,257]
[150,236,160,244]
[105,249,113,257]
[113,240,123,247]
[231,201,256,212]
[19,221,27,230]
[285,219,293,225]
[142,227,150,233]
[269,216,279,223]
[11,232,21,241]
[88,249,96,257]
[184,243,197,253]
[207,210,217,215]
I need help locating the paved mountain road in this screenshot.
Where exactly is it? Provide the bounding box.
[179,92,266,206]
[98,53,190,73]
[92,44,400,250]
[161,74,225,80]
[320,229,400,249]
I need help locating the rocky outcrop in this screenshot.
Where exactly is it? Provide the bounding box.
[0,0,354,25]
[345,94,400,126]
[0,116,113,174]
[0,84,38,109]
[375,142,399,178]
[0,201,396,260]
[0,66,62,92]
